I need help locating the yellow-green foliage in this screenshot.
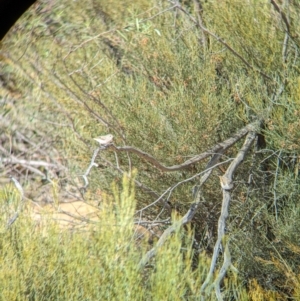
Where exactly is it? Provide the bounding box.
[2,0,300,299]
[248,279,283,301]
[3,0,300,189]
[0,174,251,300]
[0,175,144,300]
[149,220,192,300]
[267,76,300,151]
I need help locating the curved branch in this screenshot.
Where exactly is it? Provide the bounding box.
[108,122,257,172]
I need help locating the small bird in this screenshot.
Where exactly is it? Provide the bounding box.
[219,175,233,190]
[93,134,114,146]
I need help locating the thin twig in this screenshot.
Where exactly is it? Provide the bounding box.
[271,0,290,64]
[136,158,232,215]
[138,151,231,269]
[95,154,161,199]
[193,0,207,49]
[270,0,290,34]
[273,150,282,221]
[172,1,272,81]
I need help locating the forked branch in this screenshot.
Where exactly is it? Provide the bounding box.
[137,124,259,270]
[200,130,256,300]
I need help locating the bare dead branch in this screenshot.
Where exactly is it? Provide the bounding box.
[137,158,233,215]
[200,130,256,300]
[138,150,232,269]
[1,157,60,169]
[214,241,238,301]
[83,122,259,271]
[0,142,66,179]
[108,122,256,172]
[81,147,102,190]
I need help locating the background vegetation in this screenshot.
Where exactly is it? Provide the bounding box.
[1,0,300,299]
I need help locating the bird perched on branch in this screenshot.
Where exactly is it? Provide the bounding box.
[219,175,233,190]
[93,134,114,146]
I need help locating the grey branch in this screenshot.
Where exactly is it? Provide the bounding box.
[107,122,257,172]
[81,148,101,189]
[138,154,231,269]
[200,131,256,300]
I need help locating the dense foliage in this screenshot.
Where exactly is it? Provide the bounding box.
[1,0,300,299]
